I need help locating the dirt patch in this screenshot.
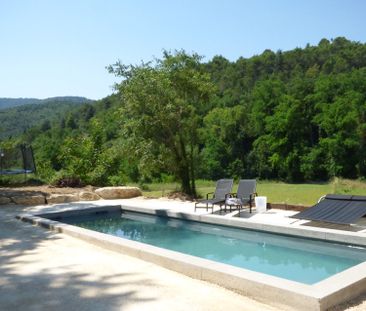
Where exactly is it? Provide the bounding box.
[166,191,195,201]
[268,202,308,211]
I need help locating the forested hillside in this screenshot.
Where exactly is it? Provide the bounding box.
[0,96,90,110]
[0,97,93,138]
[2,37,366,194]
[0,98,40,109]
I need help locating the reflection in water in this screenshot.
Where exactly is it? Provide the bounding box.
[63,212,366,285]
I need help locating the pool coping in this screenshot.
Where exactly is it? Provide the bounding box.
[17,204,366,311]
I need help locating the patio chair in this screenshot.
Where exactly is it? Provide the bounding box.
[224,179,257,213]
[194,179,234,212]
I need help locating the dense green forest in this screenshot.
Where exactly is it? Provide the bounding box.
[1,37,366,195]
[0,96,91,110]
[0,98,40,109]
[0,97,92,138]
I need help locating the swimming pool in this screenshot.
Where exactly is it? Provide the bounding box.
[59,210,366,285]
[18,204,366,310]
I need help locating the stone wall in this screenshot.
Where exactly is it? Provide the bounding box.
[0,186,142,206]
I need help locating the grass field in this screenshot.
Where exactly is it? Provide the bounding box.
[2,174,365,206]
[140,178,366,206]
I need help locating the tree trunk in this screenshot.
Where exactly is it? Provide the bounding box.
[190,176,197,198]
[188,143,197,198]
[177,135,196,197]
[180,168,192,195]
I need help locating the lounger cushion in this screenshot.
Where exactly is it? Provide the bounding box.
[226,197,242,205]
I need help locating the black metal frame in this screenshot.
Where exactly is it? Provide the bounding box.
[194,179,233,213]
[223,193,257,213]
[222,179,258,213]
[0,144,36,181]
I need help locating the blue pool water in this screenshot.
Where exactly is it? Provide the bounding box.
[61,211,366,284]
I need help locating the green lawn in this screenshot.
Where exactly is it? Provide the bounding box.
[140,178,366,206]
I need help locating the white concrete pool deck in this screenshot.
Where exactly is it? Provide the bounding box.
[21,196,366,231]
[2,197,366,310]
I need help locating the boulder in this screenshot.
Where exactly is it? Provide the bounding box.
[11,195,46,205]
[47,194,79,204]
[0,196,12,205]
[79,191,101,201]
[94,186,142,199]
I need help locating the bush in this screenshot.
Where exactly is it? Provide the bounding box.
[50,170,84,188]
[107,175,127,186]
[54,177,84,188]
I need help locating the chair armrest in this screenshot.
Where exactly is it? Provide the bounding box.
[206,192,214,200]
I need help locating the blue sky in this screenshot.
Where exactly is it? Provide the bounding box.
[0,0,365,100]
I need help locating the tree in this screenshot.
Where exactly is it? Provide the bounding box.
[108,50,215,196]
[200,105,251,179]
[5,37,366,185]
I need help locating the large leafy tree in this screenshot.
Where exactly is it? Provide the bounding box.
[9,37,366,185]
[108,51,215,196]
[200,105,251,180]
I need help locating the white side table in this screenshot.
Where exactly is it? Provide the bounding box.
[255,196,267,213]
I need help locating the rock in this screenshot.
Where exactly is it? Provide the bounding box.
[47,194,79,204]
[94,186,142,199]
[11,195,46,205]
[0,196,12,205]
[79,191,101,201]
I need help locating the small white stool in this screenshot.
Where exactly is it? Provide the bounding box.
[255,196,267,213]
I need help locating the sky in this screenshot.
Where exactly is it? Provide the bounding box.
[0,0,365,100]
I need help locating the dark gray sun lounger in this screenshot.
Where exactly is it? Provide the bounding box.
[195,179,233,212]
[224,179,257,213]
[292,194,366,225]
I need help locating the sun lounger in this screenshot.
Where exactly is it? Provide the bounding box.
[224,179,257,213]
[195,179,233,212]
[292,194,366,225]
